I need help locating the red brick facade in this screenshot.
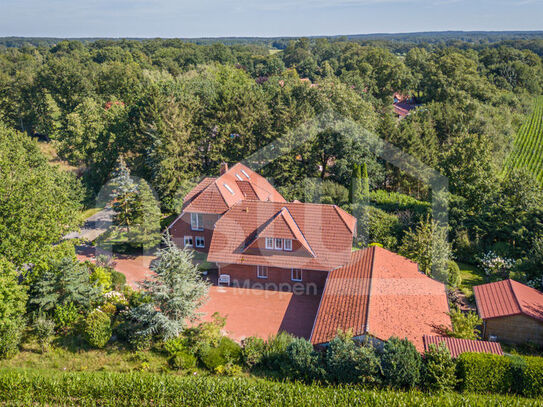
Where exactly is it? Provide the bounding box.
[218,263,328,291]
[169,212,220,253]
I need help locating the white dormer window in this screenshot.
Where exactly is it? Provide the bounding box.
[274,238,283,250]
[284,239,292,251]
[190,213,203,231]
[235,173,243,181]
[265,237,274,249]
[241,169,250,179]
[223,183,235,195]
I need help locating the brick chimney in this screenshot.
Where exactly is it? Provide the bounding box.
[220,162,229,175]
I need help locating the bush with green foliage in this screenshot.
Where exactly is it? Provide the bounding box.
[84,309,112,348]
[284,338,324,382]
[446,260,462,288]
[199,337,242,371]
[325,336,382,385]
[90,266,112,293]
[422,343,458,392]
[242,336,266,369]
[110,270,126,291]
[457,353,513,393]
[368,206,401,250]
[446,308,482,340]
[169,350,197,370]
[521,355,543,397]
[53,302,80,334]
[32,316,55,353]
[0,320,23,359]
[261,332,296,372]
[380,337,422,389]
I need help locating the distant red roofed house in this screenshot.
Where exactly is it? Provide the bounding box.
[423,336,503,358]
[473,279,543,346]
[207,201,356,290]
[168,163,285,253]
[392,92,416,119]
[310,246,452,352]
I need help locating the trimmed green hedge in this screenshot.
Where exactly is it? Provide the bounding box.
[369,190,431,216]
[0,368,538,406]
[457,353,543,397]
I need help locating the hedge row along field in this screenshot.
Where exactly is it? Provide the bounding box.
[505,96,543,184]
[0,369,539,407]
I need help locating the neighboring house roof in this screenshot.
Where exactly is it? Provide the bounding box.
[423,336,503,358]
[393,101,416,118]
[182,163,286,214]
[473,279,543,322]
[207,201,355,271]
[311,246,452,351]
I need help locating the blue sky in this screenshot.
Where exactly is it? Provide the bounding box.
[1,0,542,38]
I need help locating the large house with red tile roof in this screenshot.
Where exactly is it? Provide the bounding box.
[170,162,452,349]
[474,279,543,346]
[168,162,285,253]
[310,246,452,351]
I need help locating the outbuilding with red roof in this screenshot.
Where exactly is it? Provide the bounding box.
[473,279,543,346]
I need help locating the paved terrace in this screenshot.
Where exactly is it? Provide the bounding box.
[77,246,321,340]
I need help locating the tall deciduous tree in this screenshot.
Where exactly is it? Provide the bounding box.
[0,124,82,266]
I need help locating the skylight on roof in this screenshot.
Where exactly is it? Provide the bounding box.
[241,169,250,179]
[223,183,235,195]
[235,173,243,181]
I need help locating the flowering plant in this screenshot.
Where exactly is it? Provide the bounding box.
[479,251,514,277]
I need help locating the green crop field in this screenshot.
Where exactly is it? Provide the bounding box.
[504,96,543,184]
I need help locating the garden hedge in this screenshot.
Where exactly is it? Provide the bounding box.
[0,368,538,407]
[457,352,543,397]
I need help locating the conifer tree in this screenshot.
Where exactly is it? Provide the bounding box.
[133,180,162,249]
[110,157,139,234]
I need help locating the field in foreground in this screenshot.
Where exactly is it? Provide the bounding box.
[0,368,540,407]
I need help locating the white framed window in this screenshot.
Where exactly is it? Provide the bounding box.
[190,213,203,231]
[291,268,302,282]
[195,236,205,248]
[235,173,243,181]
[274,238,283,250]
[223,183,235,195]
[184,236,193,248]
[265,237,274,249]
[283,239,292,251]
[241,169,250,179]
[257,265,268,279]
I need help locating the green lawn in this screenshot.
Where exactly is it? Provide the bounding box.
[458,262,485,300]
[80,207,103,222]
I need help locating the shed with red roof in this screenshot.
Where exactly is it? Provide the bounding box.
[473,279,543,346]
[423,335,503,358]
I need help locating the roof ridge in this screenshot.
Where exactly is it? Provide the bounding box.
[280,206,316,257]
[333,205,356,233]
[506,279,524,315]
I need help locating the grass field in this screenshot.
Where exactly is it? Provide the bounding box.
[504,96,543,184]
[458,262,485,300]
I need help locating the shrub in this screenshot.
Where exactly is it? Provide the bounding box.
[169,350,197,370]
[522,355,543,397]
[446,308,481,340]
[325,336,382,385]
[284,338,324,382]
[90,266,112,293]
[32,316,55,353]
[110,271,126,290]
[380,337,422,389]
[242,336,266,369]
[84,309,112,348]
[0,319,23,359]
[164,336,189,358]
[199,337,242,371]
[446,260,462,288]
[215,363,243,376]
[100,302,117,316]
[185,312,226,354]
[54,302,80,334]
[261,332,295,372]
[456,353,512,393]
[422,343,457,392]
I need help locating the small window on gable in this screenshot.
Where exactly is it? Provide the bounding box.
[241,169,250,179]
[284,239,292,251]
[257,265,268,279]
[223,183,235,195]
[184,236,193,247]
[291,268,302,282]
[235,173,243,181]
[195,236,205,248]
[265,237,274,249]
[274,238,283,250]
[190,213,203,231]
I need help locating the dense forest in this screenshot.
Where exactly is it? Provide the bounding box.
[1,35,543,289]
